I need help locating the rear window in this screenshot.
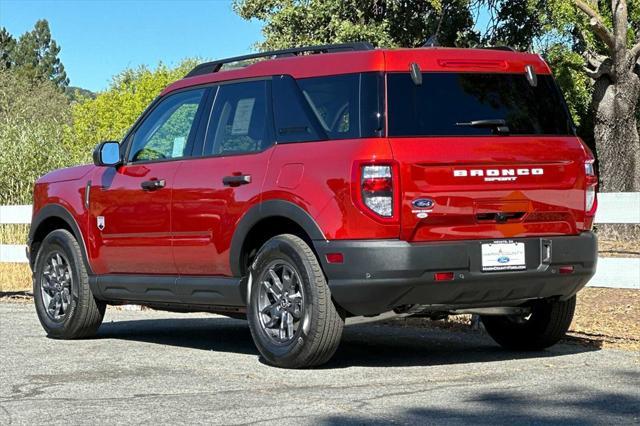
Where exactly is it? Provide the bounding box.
[387,72,573,137]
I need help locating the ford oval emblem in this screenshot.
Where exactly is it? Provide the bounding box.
[412,198,434,209]
[497,256,510,264]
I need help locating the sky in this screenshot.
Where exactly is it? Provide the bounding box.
[0,0,264,92]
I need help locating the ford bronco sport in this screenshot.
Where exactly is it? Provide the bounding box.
[29,43,598,368]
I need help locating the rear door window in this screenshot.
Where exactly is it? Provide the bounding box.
[202,80,274,156]
[387,73,574,137]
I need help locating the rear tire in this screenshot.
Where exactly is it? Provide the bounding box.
[33,229,105,338]
[247,234,344,368]
[481,296,576,350]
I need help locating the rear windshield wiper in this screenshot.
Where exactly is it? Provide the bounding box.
[456,119,510,135]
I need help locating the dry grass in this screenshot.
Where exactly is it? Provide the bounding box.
[0,224,29,245]
[0,263,32,292]
[569,288,640,350]
[598,239,640,257]
[390,288,640,351]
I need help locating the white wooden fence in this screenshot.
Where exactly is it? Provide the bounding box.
[1,193,639,289]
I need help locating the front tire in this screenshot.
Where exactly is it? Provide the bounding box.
[247,234,344,368]
[33,229,106,338]
[481,296,576,351]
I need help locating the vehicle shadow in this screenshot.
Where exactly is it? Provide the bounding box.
[95,315,601,368]
[318,381,640,425]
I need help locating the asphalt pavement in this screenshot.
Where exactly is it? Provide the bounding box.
[1,302,638,425]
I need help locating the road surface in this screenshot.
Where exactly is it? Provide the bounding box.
[1,302,638,425]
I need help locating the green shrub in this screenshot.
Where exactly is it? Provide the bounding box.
[0,69,72,205]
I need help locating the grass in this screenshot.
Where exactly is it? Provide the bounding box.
[0,262,31,292]
[0,224,30,245]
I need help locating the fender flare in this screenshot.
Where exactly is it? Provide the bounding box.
[28,204,93,274]
[229,200,325,277]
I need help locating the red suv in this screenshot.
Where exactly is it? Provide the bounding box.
[28,43,598,368]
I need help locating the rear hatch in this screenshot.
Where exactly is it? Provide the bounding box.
[385,59,593,241]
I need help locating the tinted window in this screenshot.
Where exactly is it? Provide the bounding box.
[298,74,360,139]
[128,89,205,162]
[387,73,573,136]
[203,80,273,156]
[277,73,382,143]
[272,75,325,143]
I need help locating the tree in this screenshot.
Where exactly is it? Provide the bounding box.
[4,20,69,89]
[570,0,640,191]
[0,28,15,70]
[66,60,197,164]
[0,69,72,204]
[233,0,479,50]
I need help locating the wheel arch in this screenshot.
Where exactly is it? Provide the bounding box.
[28,204,92,274]
[230,200,325,278]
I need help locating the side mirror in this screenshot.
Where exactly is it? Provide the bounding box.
[93,141,121,167]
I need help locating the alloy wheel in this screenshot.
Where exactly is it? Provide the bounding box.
[256,260,305,343]
[40,251,73,321]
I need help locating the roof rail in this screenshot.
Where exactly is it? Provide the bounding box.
[185,42,375,78]
[481,45,517,52]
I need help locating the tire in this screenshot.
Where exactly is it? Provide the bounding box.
[481,296,576,351]
[247,234,344,368]
[33,229,106,339]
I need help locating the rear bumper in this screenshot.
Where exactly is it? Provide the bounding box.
[313,232,597,316]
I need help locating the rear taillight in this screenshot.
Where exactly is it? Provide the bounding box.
[586,186,596,212]
[361,165,393,217]
[584,160,595,177]
[584,160,597,213]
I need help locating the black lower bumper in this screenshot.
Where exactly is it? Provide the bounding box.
[313,232,597,316]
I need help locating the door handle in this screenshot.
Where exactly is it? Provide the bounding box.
[222,175,252,186]
[141,179,166,191]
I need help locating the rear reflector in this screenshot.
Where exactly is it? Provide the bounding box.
[559,266,574,274]
[434,272,455,281]
[325,253,344,264]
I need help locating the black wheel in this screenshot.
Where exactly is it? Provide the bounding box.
[247,234,344,368]
[33,229,106,338]
[481,296,576,351]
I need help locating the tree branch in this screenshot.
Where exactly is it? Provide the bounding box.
[631,41,640,64]
[583,67,605,79]
[612,0,628,47]
[575,0,616,51]
[583,58,613,79]
[585,50,608,68]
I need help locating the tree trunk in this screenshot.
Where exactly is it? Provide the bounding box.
[592,70,640,191]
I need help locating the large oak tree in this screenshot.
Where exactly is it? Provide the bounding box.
[573,0,640,191]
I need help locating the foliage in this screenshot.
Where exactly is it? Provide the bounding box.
[66,60,197,164]
[0,20,69,89]
[0,69,72,205]
[544,44,593,135]
[233,0,479,49]
[65,86,96,104]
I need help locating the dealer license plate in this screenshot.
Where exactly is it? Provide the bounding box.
[481,241,526,272]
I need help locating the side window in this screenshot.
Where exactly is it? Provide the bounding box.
[297,74,359,140]
[277,73,383,143]
[203,80,273,156]
[128,89,206,162]
[272,75,326,143]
